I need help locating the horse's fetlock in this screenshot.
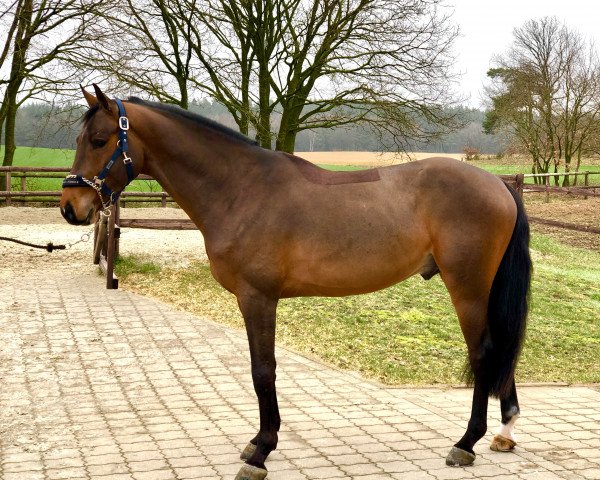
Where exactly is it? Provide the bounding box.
[468,421,487,440]
[257,431,278,452]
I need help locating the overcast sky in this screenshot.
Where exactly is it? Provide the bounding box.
[451,0,600,108]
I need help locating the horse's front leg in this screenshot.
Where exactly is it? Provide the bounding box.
[235,291,280,480]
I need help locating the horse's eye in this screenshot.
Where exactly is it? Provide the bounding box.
[91,138,108,149]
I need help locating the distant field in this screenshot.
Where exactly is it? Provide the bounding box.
[296,151,464,166]
[3,146,162,192]
[0,146,74,166]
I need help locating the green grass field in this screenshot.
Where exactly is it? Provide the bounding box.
[478,163,600,174]
[3,147,363,191]
[2,145,162,192]
[115,231,600,386]
[0,145,74,166]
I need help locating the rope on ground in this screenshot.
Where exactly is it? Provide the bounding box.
[0,236,66,252]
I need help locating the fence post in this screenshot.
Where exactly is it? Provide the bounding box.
[114,202,120,258]
[545,175,550,203]
[105,204,118,289]
[5,171,11,206]
[584,172,589,200]
[162,192,167,207]
[20,175,26,192]
[516,173,524,199]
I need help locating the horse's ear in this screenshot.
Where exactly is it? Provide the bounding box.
[81,85,97,108]
[92,84,112,112]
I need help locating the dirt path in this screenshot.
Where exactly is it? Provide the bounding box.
[0,207,207,274]
[525,196,600,250]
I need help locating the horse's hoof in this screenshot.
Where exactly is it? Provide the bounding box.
[490,434,517,452]
[445,446,476,466]
[234,464,268,480]
[240,442,257,461]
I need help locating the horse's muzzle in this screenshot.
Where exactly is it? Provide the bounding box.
[61,201,93,226]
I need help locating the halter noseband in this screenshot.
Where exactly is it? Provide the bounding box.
[62,98,135,210]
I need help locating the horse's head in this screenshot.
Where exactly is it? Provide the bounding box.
[60,84,143,225]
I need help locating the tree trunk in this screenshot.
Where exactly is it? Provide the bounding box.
[239,72,250,136]
[275,91,309,153]
[276,129,297,153]
[256,60,271,149]
[573,149,583,186]
[562,157,571,187]
[179,79,188,110]
[3,96,19,169]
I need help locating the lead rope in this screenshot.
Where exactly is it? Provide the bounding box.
[0,236,66,252]
[0,220,98,252]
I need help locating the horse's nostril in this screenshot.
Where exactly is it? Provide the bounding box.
[61,202,76,223]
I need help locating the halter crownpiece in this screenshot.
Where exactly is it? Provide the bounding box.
[62,98,135,209]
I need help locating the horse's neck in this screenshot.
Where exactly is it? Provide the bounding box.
[139,117,262,235]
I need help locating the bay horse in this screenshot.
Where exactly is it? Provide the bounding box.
[60,85,532,480]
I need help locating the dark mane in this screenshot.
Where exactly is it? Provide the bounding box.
[81,97,257,146]
[127,97,258,146]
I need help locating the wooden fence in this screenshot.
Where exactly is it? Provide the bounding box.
[95,201,196,289]
[0,166,174,206]
[522,171,600,202]
[2,167,599,206]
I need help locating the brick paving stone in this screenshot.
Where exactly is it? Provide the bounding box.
[1,236,600,480]
[301,465,346,478]
[340,462,385,476]
[392,472,437,480]
[87,463,131,476]
[579,469,600,480]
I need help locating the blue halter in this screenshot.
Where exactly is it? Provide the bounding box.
[62,98,135,208]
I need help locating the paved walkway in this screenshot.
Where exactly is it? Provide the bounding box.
[1,264,599,480]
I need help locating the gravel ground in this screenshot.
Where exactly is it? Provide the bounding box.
[0,206,207,274]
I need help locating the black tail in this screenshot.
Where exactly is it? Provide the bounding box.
[479,185,532,398]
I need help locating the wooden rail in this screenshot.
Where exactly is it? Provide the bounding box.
[522,171,599,201]
[0,167,173,205]
[528,216,600,235]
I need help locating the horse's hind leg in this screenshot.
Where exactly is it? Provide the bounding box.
[444,294,491,466]
[235,291,280,480]
[491,380,520,451]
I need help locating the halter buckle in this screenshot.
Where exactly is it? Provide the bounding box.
[123,154,132,164]
[119,116,129,130]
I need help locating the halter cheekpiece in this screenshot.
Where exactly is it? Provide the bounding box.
[62,98,135,209]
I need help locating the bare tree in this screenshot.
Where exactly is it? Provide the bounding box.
[556,33,600,183]
[69,0,195,109]
[91,0,461,152]
[0,0,109,177]
[484,17,600,184]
